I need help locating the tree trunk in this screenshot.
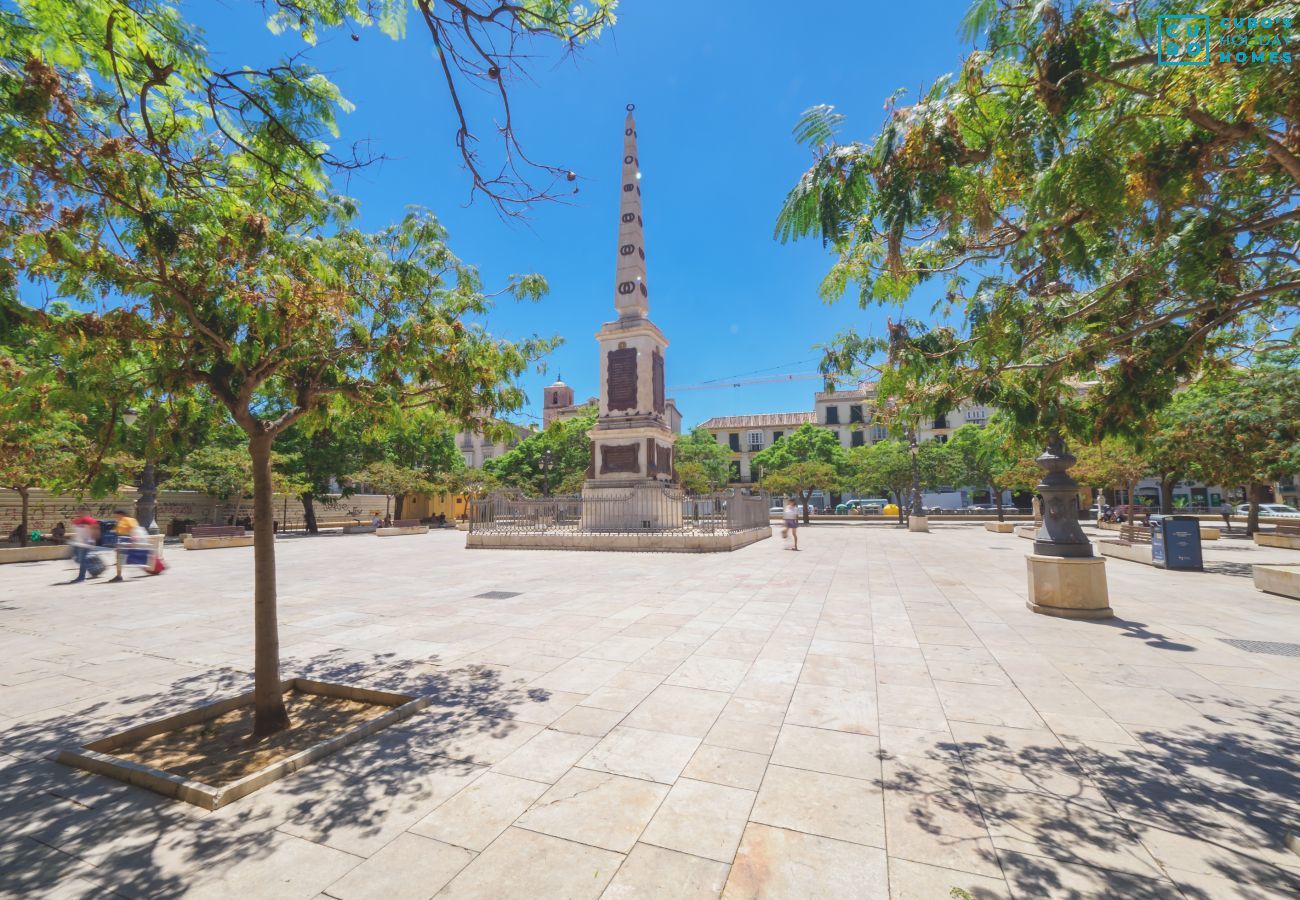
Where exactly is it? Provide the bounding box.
[895,490,905,525]
[993,483,1004,522]
[1159,473,1177,514]
[301,492,318,534]
[136,460,159,533]
[249,434,289,738]
[18,486,30,547]
[1246,482,1265,536]
[394,493,406,521]
[801,490,810,525]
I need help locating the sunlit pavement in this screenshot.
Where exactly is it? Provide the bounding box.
[2,523,1298,898]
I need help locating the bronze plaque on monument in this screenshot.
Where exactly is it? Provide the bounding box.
[607,348,638,411]
[600,443,640,475]
[653,350,665,414]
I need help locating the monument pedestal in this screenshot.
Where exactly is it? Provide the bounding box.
[581,480,683,532]
[1025,554,1112,619]
[907,515,929,533]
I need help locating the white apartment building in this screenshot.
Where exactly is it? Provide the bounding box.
[697,383,1278,512]
[700,383,988,484]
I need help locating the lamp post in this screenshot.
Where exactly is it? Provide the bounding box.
[907,428,929,533]
[123,404,161,535]
[909,432,924,518]
[541,449,554,498]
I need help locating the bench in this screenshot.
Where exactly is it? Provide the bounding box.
[1253,564,1300,599]
[183,525,254,550]
[191,526,246,538]
[1255,523,1300,550]
[376,518,429,537]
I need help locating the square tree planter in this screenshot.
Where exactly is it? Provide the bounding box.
[58,678,428,810]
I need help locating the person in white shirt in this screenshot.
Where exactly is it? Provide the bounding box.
[782,499,800,551]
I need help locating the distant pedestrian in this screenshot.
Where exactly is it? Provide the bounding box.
[108,509,138,583]
[68,509,100,583]
[782,498,800,551]
[1220,501,1233,534]
[51,522,66,544]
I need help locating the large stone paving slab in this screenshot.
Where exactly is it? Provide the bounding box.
[2,525,1299,896]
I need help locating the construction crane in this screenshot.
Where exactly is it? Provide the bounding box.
[668,372,844,392]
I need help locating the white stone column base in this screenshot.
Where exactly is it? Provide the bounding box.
[1025,554,1112,619]
[907,516,929,533]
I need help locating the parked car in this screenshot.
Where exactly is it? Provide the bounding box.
[769,506,786,516]
[965,503,998,512]
[1235,503,1300,517]
[1087,504,1111,519]
[837,499,886,514]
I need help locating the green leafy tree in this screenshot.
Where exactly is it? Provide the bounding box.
[275,411,372,532]
[777,0,1300,456]
[762,462,842,524]
[2,4,564,737]
[1151,358,1300,535]
[485,411,595,496]
[359,409,465,519]
[674,427,731,493]
[1071,438,1151,515]
[0,350,88,545]
[846,439,913,524]
[946,420,1041,520]
[752,424,847,522]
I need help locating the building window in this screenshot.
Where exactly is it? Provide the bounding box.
[748,431,763,451]
[825,406,840,425]
[728,433,741,452]
[773,431,783,442]
[871,425,888,442]
[934,414,949,429]
[849,405,863,423]
[481,449,494,460]
[462,453,473,467]
[851,430,865,447]
[965,407,987,423]
[934,434,948,444]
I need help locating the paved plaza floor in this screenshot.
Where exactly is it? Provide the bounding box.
[1,523,1299,899]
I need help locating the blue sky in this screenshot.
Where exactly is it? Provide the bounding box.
[192,0,975,429]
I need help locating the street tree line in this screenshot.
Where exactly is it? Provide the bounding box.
[1,0,613,737]
[777,0,1299,544]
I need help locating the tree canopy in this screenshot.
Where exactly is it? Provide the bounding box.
[778,1,1299,437]
[674,427,731,493]
[484,410,595,496]
[753,424,847,521]
[0,0,597,736]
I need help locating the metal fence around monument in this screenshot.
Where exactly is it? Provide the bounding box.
[468,489,771,536]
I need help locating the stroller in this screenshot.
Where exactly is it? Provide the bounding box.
[97,521,167,576]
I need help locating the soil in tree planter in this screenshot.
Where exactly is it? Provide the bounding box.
[113,689,390,786]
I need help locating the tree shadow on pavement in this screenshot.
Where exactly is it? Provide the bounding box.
[0,649,550,898]
[878,696,1300,899]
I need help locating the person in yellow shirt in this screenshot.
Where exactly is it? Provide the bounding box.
[109,509,139,583]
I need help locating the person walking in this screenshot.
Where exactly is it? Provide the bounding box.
[1220,500,1233,534]
[67,509,100,583]
[782,498,800,551]
[108,508,138,583]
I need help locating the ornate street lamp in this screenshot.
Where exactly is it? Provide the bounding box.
[909,431,924,519]
[1031,430,1093,557]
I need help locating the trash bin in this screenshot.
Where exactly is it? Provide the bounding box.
[1150,514,1203,571]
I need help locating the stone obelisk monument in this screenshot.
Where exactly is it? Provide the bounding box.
[581,105,680,530]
